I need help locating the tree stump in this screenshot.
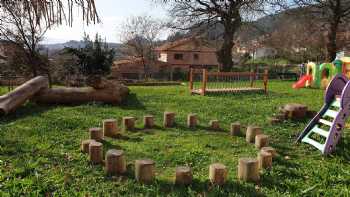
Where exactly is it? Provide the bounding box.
[282,103,308,119]
[81,139,96,153]
[89,141,103,164]
[261,147,277,158]
[143,115,155,129]
[230,122,241,136]
[89,127,103,142]
[163,112,175,128]
[210,120,220,130]
[187,114,198,128]
[246,126,262,143]
[135,159,155,184]
[237,158,260,183]
[209,163,228,186]
[103,119,118,137]
[255,134,269,149]
[105,149,126,175]
[123,117,135,131]
[175,166,193,186]
[258,150,272,169]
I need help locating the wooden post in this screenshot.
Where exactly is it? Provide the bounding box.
[246,126,262,143]
[255,134,269,149]
[187,113,198,128]
[201,69,207,96]
[123,117,135,131]
[89,127,103,142]
[103,119,118,137]
[163,112,175,128]
[237,158,260,183]
[143,115,155,129]
[250,69,255,87]
[210,120,220,130]
[209,163,228,186]
[189,68,194,94]
[89,141,103,164]
[81,139,96,153]
[105,149,126,175]
[258,150,272,169]
[263,69,269,94]
[261,147,277,158]
[175,166,193,186]
[230,122,241,136]
[135,159,155,184]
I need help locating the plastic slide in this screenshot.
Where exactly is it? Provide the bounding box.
[292,75,312,89]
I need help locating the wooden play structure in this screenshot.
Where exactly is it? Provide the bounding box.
[189,68,269,96]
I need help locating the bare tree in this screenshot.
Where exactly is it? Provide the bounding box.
[160,0,280,71]
[292,0,350,61]
[119,15,164,79]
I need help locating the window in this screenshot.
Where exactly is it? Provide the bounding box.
[174,53,183,60]
[194,53,199,60]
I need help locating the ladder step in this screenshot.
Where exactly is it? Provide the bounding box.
[302,137,325,151]
[332,100,341,108]
[311,127,329,137]
[324,109,338,118]
[319,119,332,127]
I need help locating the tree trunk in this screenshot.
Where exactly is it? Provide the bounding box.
[326,21,339,62]
[217,30,234,72]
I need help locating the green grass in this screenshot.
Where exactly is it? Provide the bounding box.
[1,81,350,196]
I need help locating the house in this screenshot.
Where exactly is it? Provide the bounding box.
[155,37,220,72]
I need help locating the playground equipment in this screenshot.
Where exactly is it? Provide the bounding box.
[297,74,350,155]
[293,57,350,89]
[189,68,269,96]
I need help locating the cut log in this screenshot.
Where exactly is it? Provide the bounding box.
[135,159,155,184]
[258,151,272,169]
[255,134,269,149]
[103,119,118,137]
[123,117,135,131]
[89,141,103,164]
[209,163,228,186]
[175,166,193,186]
[33,81,129,105]
[210,120,220,130]
[282,103,308,119]
[0,76,49,115]
[89,127,103,141]
[105,149,126,175]
[187,114,198,128]
[261,147,277,158]
[230,122,241,136]
[163,112,175,128]
[81,139,96,153]
[237,158,260,183]
[246,126,262,143]
[143,115,155,129]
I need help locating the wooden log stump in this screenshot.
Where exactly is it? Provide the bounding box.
[81,139,96,153]
[175,166,193,186]
[246,126,262,143]
[237,158,260,183]
[89,141,103,164]
[163,112,175,128]
[255,134,269,149]
[283,103,308,119]
[187,114,198,128]
[143,115,155,129]
[209,163,228,186]
[123,117,135,131]
[89,127,103,142]
[103,119,118,137]
[105,149,126,175]
[135,159,155,184]
[230,122,241,136]
[258,150,272,169]
[261,147,277,158]
[210,120,220,130]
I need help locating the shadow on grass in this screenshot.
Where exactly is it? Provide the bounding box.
[333,136,350,161]
[120,93,145,110]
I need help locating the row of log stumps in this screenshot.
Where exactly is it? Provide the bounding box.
[80,113,278,185]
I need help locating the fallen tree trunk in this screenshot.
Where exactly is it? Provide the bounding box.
[0,76,49,115]
[33,81,129,105]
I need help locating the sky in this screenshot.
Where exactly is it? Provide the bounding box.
[44,0,169,44]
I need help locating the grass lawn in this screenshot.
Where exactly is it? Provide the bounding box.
[0,81,350,196]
